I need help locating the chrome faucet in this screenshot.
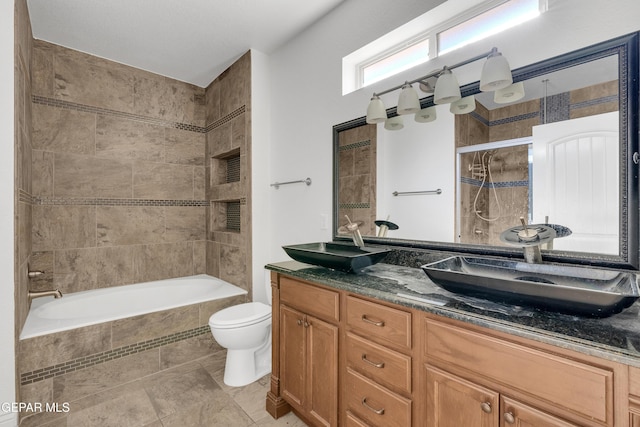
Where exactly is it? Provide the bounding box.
[28,289,63,301]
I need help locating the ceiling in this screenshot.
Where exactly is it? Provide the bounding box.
[26,0,345,88]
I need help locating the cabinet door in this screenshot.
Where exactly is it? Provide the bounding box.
[426,366,499,427]
[280,305,306,409]
[307,315,339,427]
[501,396,579,427]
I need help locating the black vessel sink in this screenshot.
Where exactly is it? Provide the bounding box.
[282,242,390,273]
[421,256,639,317]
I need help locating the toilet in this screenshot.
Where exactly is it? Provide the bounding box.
[209,289,272,387]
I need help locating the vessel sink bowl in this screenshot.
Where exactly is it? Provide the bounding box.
[421,256,639,317]
[282,242,390,273]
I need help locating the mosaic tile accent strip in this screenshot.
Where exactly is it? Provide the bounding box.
[32,95,206,133]
[226,201,241,231]
[226,156,241,183]
[460,176,529,188]
[571,94,619,110]
[34,196,209,207]
[205,105,246,132]
[339,140,371,151]
[339,203,371,209]
[543,92,570,123]
[20,325,211,385]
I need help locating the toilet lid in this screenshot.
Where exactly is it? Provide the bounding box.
[209,302,271,328]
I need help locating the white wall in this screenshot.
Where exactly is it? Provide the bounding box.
[377,104,455,242]
[265,0,640,262]
[250,49,272,304]
[1,0,17,425]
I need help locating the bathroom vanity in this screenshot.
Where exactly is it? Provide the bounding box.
[265,260,640,427]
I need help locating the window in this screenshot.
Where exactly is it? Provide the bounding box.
[439,0,543,55]
[343,0,546,95]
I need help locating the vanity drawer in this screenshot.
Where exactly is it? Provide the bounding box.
[346,332,412,395]
[279,276,339,323]
[345,411,370,427]
[346,296,411,350]
[425,319,613,424]
[345,368,411,427]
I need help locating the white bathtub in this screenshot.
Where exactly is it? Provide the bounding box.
[20,274,247,340]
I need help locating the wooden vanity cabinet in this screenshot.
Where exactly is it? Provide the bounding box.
[269,275,340,427]
[267,271,631,427]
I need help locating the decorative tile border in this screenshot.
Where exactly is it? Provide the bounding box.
[34,196,209,207]
[571,94,619,110]
[18,189,34,204]
[460,176,529,188]
[339,203,371,209]
[20,325,210,385]
[32,95,206,133]
[206,105,246,132]
[339,140,371,151]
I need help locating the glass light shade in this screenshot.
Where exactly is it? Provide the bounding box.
[397,83,421,115]
[414,106,437,123]
[494,82,525,104]
[450,95,476,114]
[434,69,461,104]
[480,51,513,92]
[366,95,387,124]
[384,116,404,131]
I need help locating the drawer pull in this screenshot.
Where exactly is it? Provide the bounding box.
[361,397,385,415]
[480,402,492,414]
[503,412,515,424]
[361,354,385,368]
[361,315,385,327]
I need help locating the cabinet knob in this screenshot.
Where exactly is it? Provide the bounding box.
[361,354,385,368]
[304,320,310,328]
[480,402,492,414]
[361,397,385,415]
[503,412,516,424]
[361,314,385,327]
[297,319,302,326]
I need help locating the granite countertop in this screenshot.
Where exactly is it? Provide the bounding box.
[266,260,640,367]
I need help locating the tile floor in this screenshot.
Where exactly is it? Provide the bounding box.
[23,349,306,427]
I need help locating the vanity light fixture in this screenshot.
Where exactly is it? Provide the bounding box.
[365,47,513,125]
[494,81,525,104]
[384,115,404,130]
[450,95,476,114]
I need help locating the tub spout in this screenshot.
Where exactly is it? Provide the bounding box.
[28,289,63,301]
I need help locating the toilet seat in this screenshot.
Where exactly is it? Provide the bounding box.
[209,302,271,329]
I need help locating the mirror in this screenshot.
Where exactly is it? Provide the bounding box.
[333,32,639,269]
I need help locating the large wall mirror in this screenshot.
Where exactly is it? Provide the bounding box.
[333,32,639,269]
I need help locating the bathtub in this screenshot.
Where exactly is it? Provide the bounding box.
[20,274,247,340]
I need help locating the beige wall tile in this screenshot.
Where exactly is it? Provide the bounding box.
[111,305,199,348]
[17,201,32,267]
[32,103,96,154]
[134,75,203,126]
[54,153,133,198]
[194,166,206,199]
[206,241,220,278]
[32,205,96,251]
[165,206,206,242]
[133,161,194,199]
[193,241,207,275]
[96,115,165,162]
[53,248,98,294]
[97,206,165,246]
[29,251,54,291]
[32,150,54,196]
[165,128,205,166]
[32,40,55,97]
[219,244,247,290]
[54,49,135,112]
[132,242,195,283]
[19,323,112,373]
[96,246,134,287]
[219,52,250,117]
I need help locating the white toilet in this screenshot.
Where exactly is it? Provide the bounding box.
[209,289,272,387]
